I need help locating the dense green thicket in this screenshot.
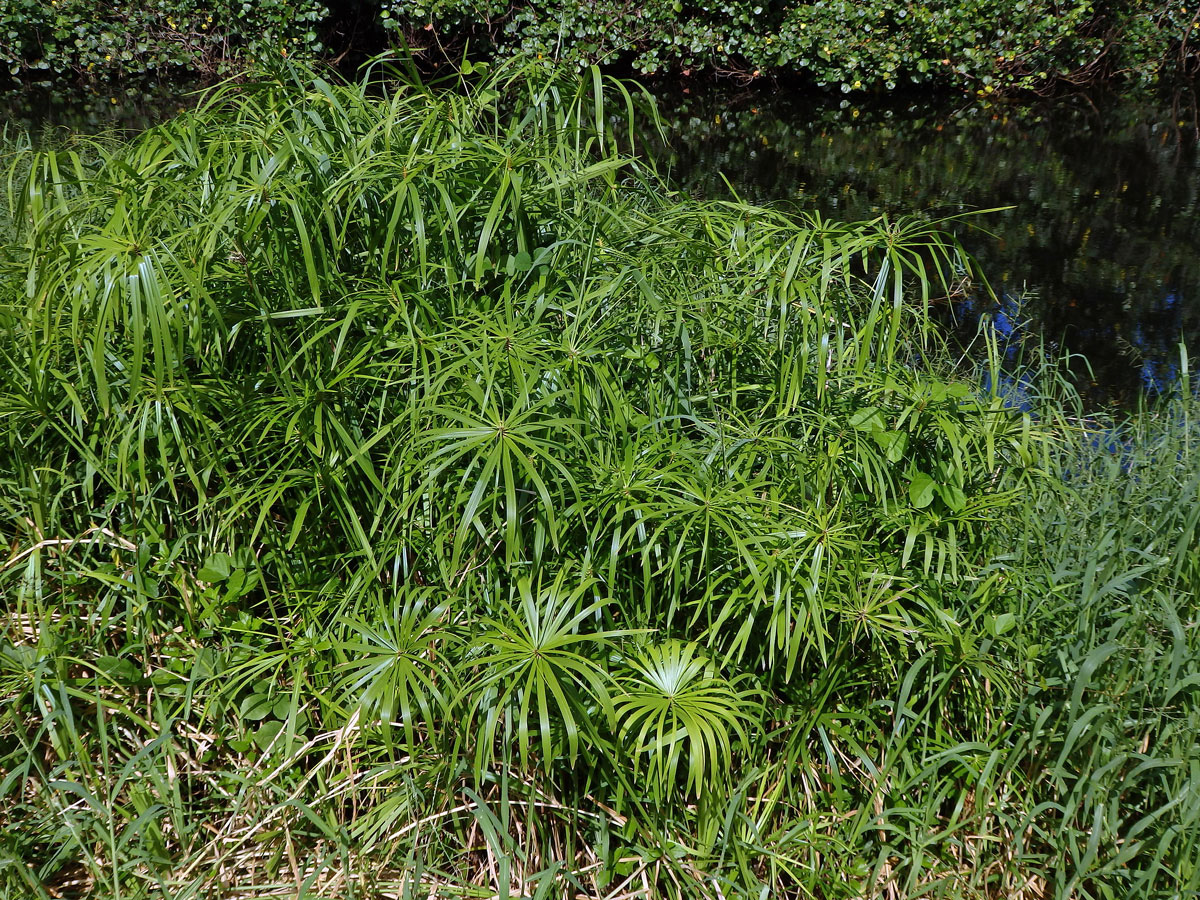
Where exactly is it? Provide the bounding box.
[0,0,324,79]
[382,0,1197,91]
[0,63,1197,898]
[1,0,1196,91]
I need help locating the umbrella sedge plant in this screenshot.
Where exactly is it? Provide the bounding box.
[0,56,1196,899]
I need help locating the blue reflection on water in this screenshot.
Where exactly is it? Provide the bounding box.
[957,287,1197,476]
[959,286,1189,401]
[959,290,1036,411]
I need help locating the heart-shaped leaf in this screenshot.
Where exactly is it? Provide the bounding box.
[198,553,232,583]
[909,472,937,508]
[240,692,274,721]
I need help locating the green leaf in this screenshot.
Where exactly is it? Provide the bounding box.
[198,553,233,583]
[989,612,1017,636]
[938,481,966,511]
[94,656,141,684]
[253,720,284,751]
[909,472,937,508]
[240,692,274,722]
[191,648,221,680]
[849,407,885,432]
[872,429,908,463]
[335,589,456,753]
[272,696,293,720]
[465,571,627,775]
[946,382,971,399]
[614,640,760,798]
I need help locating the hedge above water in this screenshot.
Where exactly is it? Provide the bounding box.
[0,0,1195,92]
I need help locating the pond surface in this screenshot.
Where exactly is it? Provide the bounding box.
[650,83,1200,404]
[6,79,1199,403]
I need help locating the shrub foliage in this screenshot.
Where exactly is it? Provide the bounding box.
[1,0,1196,91]
[0,0,324,78]
[385,0,1198,91]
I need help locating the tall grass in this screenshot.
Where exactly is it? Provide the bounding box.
[1,59,1197,898]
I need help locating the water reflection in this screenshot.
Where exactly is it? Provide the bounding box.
[649,82,1200,403]
[1,82,201,135]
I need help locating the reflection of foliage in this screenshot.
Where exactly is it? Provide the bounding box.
[0,83,200,133]
[647,86,1200,400]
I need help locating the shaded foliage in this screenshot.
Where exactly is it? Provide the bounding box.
[1,0,1197,92]
[0,0,324,79]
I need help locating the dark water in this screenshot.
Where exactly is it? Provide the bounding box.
[649,84,1200,404]
[6,80,1199,402]
[1,82,202,133]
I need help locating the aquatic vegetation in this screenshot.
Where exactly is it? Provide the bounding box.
[0,61,1197,899]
